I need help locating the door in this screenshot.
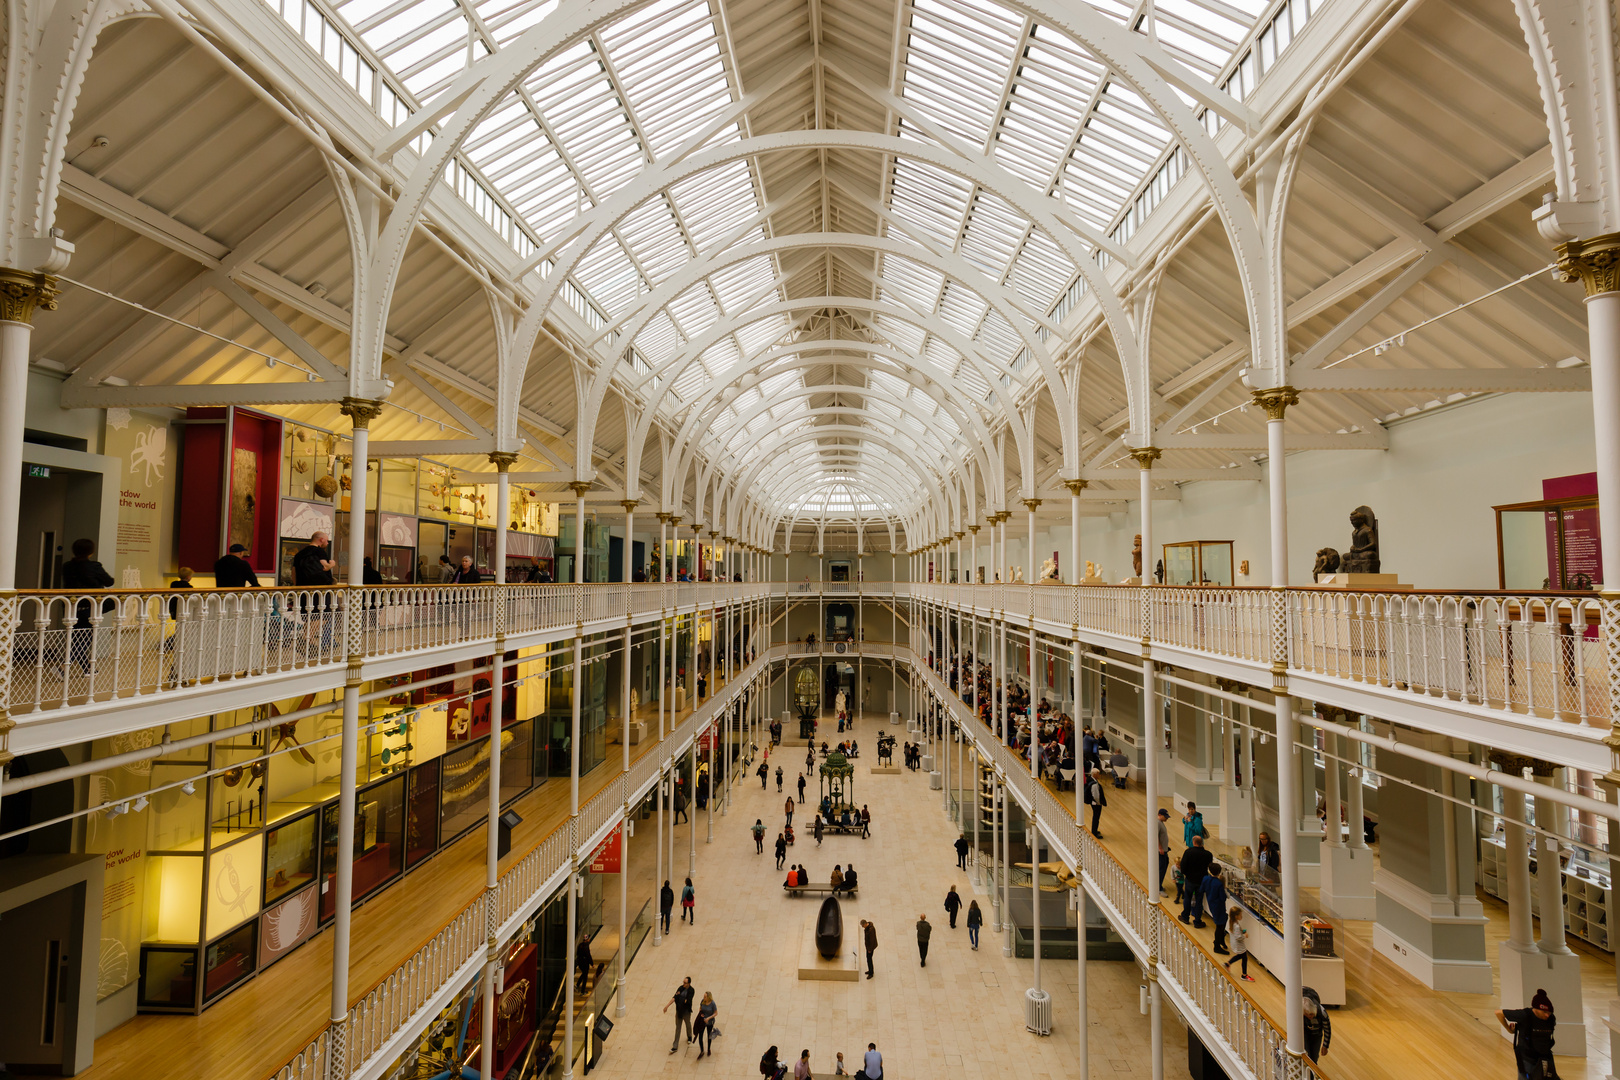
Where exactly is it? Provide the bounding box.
[0,889,79,1069]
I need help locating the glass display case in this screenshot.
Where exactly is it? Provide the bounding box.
[1161,540,1235,586]
[138,945,199,1009]
[263,810,318,905]
[440,735,496,841]
[320,774,405,921]
[1495,495,1603,590]
[202,921,257,1003]
[282,425,337,504]
[406,760,441,869]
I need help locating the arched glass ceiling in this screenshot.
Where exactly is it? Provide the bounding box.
[304,0,1293,525]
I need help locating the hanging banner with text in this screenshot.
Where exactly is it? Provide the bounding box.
[103,408,175,589]
[588,824,622,874]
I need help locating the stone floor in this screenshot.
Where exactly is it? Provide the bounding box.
[589,707,1186,1080]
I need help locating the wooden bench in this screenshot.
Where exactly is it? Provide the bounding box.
[783,881,859,898]
[817,821,867,837]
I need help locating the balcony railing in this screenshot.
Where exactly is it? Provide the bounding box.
[3,583,771,719]
[911,582,1614,728]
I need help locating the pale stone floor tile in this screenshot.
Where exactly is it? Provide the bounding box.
[589,711,1186,1080]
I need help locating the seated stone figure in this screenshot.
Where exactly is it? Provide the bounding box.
[1341,506,1380,573]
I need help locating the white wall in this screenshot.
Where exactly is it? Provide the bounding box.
[1052,393,1597,591]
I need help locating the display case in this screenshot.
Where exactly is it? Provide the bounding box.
[440,735,496,841]
[406,759,441,869]
[1494,495,1603,590]
[319,774,404,921]
[1161,540,1235,586]
[263,810,318,905]
[1480,835,1613,950]
[202,921,257,1003]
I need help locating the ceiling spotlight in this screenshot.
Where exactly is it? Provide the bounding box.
[1348,766,1361,778]
[132,795,149,812]
[1259,732,1269,744]
[181,780,196,795]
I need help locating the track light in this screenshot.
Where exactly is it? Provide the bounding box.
[181,780,196,795]
[1259,732,1269,744]
[132,795,149,812]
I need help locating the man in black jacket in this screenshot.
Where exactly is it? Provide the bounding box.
[61,538,114,672]
[213,544,259,587]
[293,531,336,645]
[1179,835,1214,928]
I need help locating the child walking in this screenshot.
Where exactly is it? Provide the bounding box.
[1223,906,1253,981]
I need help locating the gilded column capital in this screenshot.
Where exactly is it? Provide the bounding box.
[339,397,385,428]
[621,499,639,513]
[1063,478,1089,496]
[1249,386,1299,421]
[1128,446,1161,470]
[487,451,519,472]
[1554,232,1620,298]
[655,512,671,524]
[954,531,964,540]
[1022,498,1042,512]
[669,515,682,528]
[0,268,59,325]
[567,481,592,498]
[967,524,979,535]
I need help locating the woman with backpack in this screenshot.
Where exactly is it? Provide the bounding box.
[681,877,696,924]
[1498,989,1558,1079]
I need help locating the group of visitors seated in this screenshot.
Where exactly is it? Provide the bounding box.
[782,863,859,892]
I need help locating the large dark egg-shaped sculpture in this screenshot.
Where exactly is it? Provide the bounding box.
[816,895,843,959]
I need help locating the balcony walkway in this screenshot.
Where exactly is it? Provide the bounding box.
[1028,755,1611,1079]
[79,666,746,1080]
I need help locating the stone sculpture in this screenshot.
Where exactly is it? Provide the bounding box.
[1341,506,1380,573]
[1010,565,1025,583]
[1038,556,1059,582]
[1131,534,1143,578]
[1313,547,1340,579]
[816,895,844,959]
[1085,560,1099,581]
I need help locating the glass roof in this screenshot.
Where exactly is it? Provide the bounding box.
[299,0,1294,526]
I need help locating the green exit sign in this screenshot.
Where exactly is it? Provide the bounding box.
[26,465,49,478]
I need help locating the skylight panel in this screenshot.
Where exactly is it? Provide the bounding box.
[976,309,1021,364]
[735,314,790,356]
[876,255,944,311]
[958,191,1027,279]
[901,0,1022,147]
[873,314,924,353]
[672,160,760,251]
[889,159,971,249]
[1007,229,1072,310]
[666,282,721,341]
[920,335,963,377]
[603,0,731,159]
[616,199,690,283]
[573,237,643,317]
[477,0,558,46]
[532,45,645,198]
[709,256,776,314]
[696,335,738,379]
[633,311,680,367]
[936,280,988,338]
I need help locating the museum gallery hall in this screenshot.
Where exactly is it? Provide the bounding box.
[1,0,1618,1078]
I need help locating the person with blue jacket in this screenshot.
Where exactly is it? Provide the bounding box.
[1183,802,1207,847]
[1201,865,1230,953]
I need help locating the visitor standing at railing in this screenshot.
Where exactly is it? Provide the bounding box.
[61,538,113,674]
[213,543,259,587]
[292,531,336,648]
